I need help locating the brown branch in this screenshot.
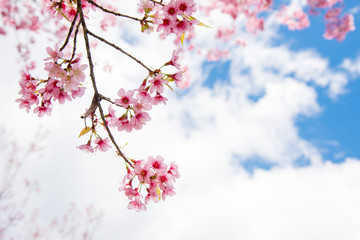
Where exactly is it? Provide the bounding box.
[59,12,79,52]
[77,0,133,168]
[86,29,153,73]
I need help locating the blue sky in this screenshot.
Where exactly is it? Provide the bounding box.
[279,2,360,163]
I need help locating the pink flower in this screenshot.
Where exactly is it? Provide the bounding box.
[133,98,152,112]
[33,102,52,117]
[158,173,174,191]
[148,155,167,174]
[165,49,181,69]
[163,0,178,20]
[149,74,167,94]
[44,45,63,62]
[134,160,154,184]
[151,93,168,105]
[94,137,111,152]
[130,111,151,130]
[156,16,174,35]
[71,86,86,99]
[69,63,87,83]
[324,13,355,41]
[44,62,67,80]
[77,141,94,153]
[162,186,176,201]
[176,0,196,16]
[52,88,71,104]
[138,0,155,13]
[137,84,152,102]
[245,16,264,35]
[124,186,138,200]
[113,115,133,133]
[128,198,146,212]
[145,181,160,204]
[168,162,180,179]
[115,88,136,108]
[168,71,183,87]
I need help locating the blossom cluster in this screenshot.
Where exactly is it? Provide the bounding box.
[16,46,87,117]
[119,155,180,212]
[277,6,310,31]
[77,49,183,154]
[323,8,355,41]
[104,50,183,133]
[138,0,199,36]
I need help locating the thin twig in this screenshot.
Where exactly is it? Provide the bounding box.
[86,29,153,73]
[86,0,146,22]
[60,12,79,51]
[70,22,81,62]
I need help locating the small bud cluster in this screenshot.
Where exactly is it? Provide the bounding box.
[119,156,180,212]
[16,46,87,117]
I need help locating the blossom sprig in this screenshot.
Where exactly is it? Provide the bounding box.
[119,155,180,212]
[16,46,87,117]
[138,0,200,38]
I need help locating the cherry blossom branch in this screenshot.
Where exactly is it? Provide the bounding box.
[86,0,148,22]
[77,0,133,168]
[86,29,153,73]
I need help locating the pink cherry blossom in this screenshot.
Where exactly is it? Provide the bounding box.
[148,155,168,174]
[156,16,174,35]
[168,162,180,179]
[145,181,160,204]
[124,186,138,200]
[151,93,168,105]
[94,137,111,152]
[148,74,167,94]
[113,115,133,133]
[71,86,86,99]
[158,173,174,191]
[33,101,52,117]
[44,62,67,80]
[77,141,94,153]
[161,186,176,201]
[44,45,63,62]
[165,49,181,69]
[115,88,136,108]
[134,160,154,184]
[163,0,178,20]
[130,111,151,130]
[324,13,355,41]
[128,197,146,212]
[176,0,197,16]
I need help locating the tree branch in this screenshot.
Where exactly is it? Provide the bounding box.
[77,0,133,168]
[86,29,153,73]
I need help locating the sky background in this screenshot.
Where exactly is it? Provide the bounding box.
[1,0,360,239]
